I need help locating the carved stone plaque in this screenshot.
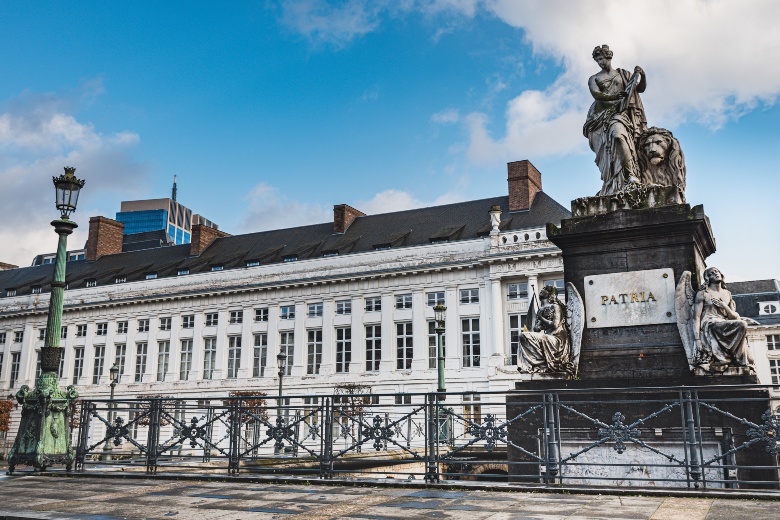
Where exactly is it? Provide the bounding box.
[584,268,675,328]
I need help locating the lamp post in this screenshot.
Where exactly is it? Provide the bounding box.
[8,167,85,474]
[275,349,287,455]
[434,302,447,398]
[101,363,120,460]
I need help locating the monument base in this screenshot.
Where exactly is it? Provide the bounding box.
[547,203,716,380]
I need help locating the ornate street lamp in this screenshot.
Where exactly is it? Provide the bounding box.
[101,363,120,460]
[275,350,287,454]
[434,302,447,398]
[8,167,85,474]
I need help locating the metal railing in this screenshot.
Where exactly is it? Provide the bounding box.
[71,385,780,490]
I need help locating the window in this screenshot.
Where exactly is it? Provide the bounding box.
[181,315,194,328]
[229,310,243,324]
[0,332,5,344]
[227,336,241,378]
[307,330,323,375]
[395,293,413,309]
[159,317,172,331]
[203,338,217,380]
[61,326,68,339]
[145,272,158,280]
[73,348,85,385]
[365,296,381,312]
[36,350,42,377]
[177,269,189,276]
[426,291,445,307]
[39,328,46,341]
[330,327,350,373]
[507,283,528,300]
[395,394,412,405]
[115,344,126,381]
[134,343,147,383]
[76,325,87,337]
[10,352,21,387]
[137,319,149,333]
[281,306,295,320]
[545,279,566,293]
[96,322,108,336]
[460,288,479,304]
[463,394,482,426]
[366,325,381,371]
[280,332,294,376]
[308,302,323,318]
[180,340,193,380]
[336,300,352,315]
[767,335,780,351]
[59,352,65,379]
[253,334,267,377]
[85,280,97,288]
[6,289,16,297]
[157,341,170,382]
[93,346,105,384]
[509,315,525,365]
[0,353,3,380]
[115,277,126,284]
[14,331,24,343]
[31,286,42,294]
[283,255,298,262]
[254,308,268,322]
[116,321,128,334]
[770,359,780,385]
[246,260,260,267]
[396,322,413,370]
[761,302,780,315]
[428,321,445,369]
[211,264,223,271]
[205,313,219,327]
[462,318,481,367]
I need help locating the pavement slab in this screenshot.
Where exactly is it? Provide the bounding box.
[0,475,778,519]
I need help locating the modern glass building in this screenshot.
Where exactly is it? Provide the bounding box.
[116,198,217,245]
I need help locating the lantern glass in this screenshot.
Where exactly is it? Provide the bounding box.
[276,351,286,371]
[109,363,120,383]
[53,167,85,218]
[434,302,447,325]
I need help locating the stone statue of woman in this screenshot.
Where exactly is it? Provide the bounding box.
[518,285,576,377]
[583,44,648,195]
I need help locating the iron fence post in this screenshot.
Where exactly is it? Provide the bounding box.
[320,397,334,479]
[684,390,702,487]
[74,401,93,472]
[228,399,241,475]
[544,393,559,483]
[145,399,160,475]
[425,393,439,482]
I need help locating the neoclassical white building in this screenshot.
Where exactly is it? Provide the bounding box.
[0,161,572,438]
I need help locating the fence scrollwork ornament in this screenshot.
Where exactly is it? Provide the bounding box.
[597,412,641,454]
[361,415,394,451]
[746,410,780,456]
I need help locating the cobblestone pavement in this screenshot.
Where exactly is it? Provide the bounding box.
[0,475,778,519]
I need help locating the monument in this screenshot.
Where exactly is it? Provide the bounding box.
[509,45,774,487]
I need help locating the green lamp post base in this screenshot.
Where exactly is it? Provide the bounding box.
[7,348,79,474]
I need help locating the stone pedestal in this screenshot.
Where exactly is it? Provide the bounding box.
[546,203,719,381]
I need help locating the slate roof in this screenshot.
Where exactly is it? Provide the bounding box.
[0,192,570,297]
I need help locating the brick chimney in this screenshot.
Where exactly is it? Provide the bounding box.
[507,160,542,212]
[333,204,366,233]
[190,224,230,256]
[85,217,124,261]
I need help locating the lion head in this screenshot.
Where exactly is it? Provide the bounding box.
[637,127,686,194]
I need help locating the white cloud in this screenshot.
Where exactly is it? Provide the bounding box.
[356,188,462,215]
[431,108,460,124]
[238,182,331,233]
[0,87,145,267]
[279,0,385,46]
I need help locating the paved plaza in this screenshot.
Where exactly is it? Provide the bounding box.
[0,474,778,519]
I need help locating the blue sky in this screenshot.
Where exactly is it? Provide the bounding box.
[0,1,777,281]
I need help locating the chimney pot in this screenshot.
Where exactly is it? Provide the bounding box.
[333,204,366,234]
[85,217,124,261]
[190,224,230,256]
[507,160,542,212]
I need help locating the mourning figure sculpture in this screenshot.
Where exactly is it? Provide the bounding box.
[518,283,584,378]
[637,127,687,200]
[675,268,757,374]
[584,44,647,195]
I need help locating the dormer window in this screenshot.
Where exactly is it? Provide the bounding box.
[282,255,298,262]
[322,250,338,257]
[86,279,97,288]
[115,277,126,284]
[145,272,158,280]
[211,265,223,271]
[246,260,260,267]
[177,269,189,276]
[6,289,16,297]
[31,286,42,294]
[760,302,780,315]
[373,244,391,251]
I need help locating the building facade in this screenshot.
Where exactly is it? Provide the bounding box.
[0,161,571,440]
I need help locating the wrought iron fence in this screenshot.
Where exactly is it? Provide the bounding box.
[72,385,780,490]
